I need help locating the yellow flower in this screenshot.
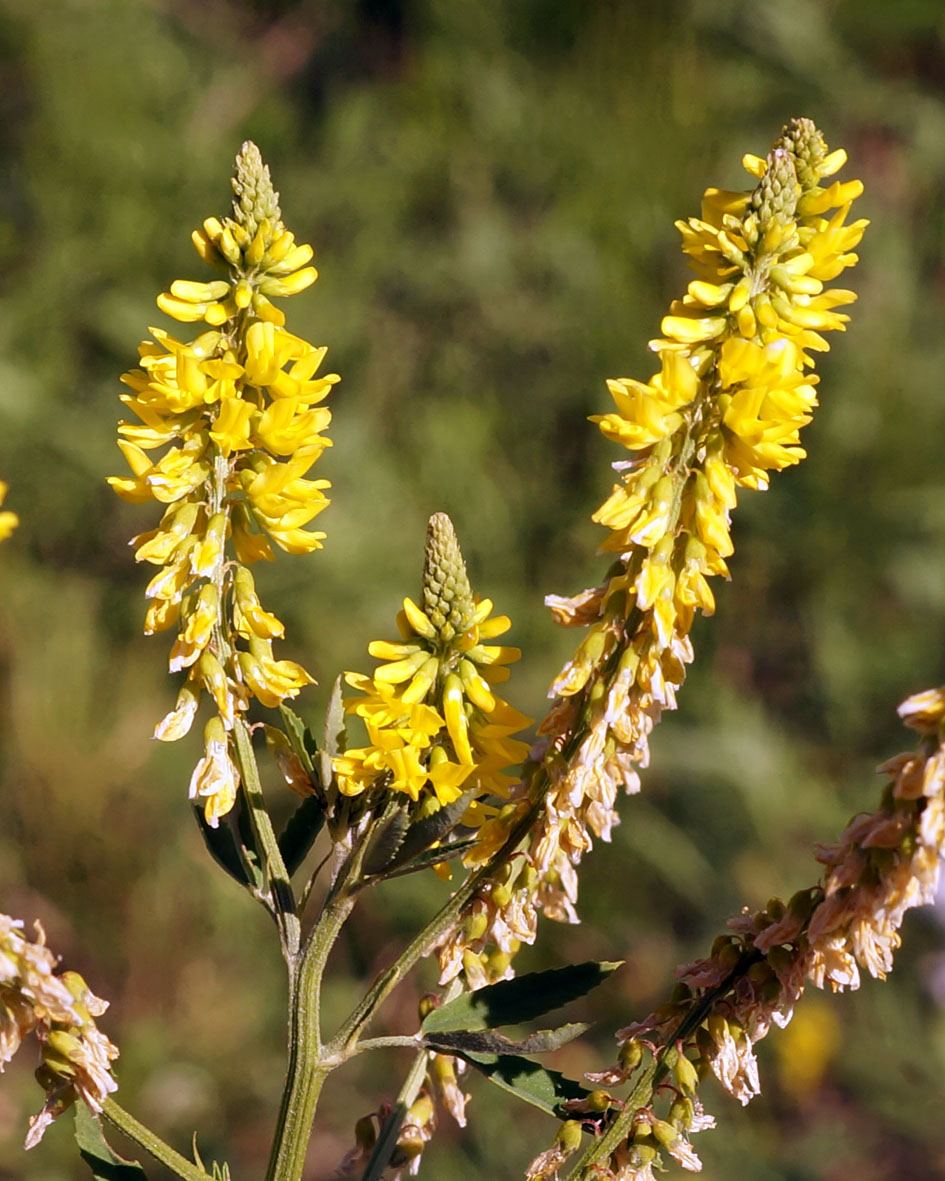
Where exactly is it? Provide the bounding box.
[334,514,531,822]
[109,142,336,824]
[0,481,18,541]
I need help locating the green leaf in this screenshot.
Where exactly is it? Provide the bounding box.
[362,805,411,876]
[359,1103,407,1181]
[278,795,327,876]
[278,703,320,778]
[322,676,345,759]
[456,1051,590,1118]
[386,789,477,869]
[379,837,478,879]
[421,961,622,1033]
[74,1105,148,1180]
[192,804,255,891]
[423,1022,589,1056]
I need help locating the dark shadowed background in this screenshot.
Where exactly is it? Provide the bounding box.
[1,1,945,1177]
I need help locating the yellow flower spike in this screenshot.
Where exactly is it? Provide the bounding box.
[535,118,865,930]
[109,146,340,812]
[336,513,531,827]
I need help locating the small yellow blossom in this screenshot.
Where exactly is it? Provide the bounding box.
[0,481,18,541]
[109,143,336,824]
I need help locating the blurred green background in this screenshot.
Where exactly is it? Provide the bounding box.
[1,0,945,1177]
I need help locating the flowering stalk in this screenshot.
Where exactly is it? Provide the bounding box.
[544,682,945,1180]
[538,116,867,911]
[108,143,338,961]
[109,141,337,834]
[428,117,868,999]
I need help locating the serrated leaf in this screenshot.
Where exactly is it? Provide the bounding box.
[362,806,411,876]
[74,1105,148,1180]
[423,1022,589,1056]
[421,961,622,1034]
[385,789,477,869]
[192,804,254,890]
[278,795,327,876]
[456,1051,590,1118]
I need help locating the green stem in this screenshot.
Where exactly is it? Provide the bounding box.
[330,787,548,1054]
[102,1098,209,1180]
[265,872,360,1181]
[342,1034,420,1057]
[232,717,300,959]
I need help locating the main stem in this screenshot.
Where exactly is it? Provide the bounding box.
[265,887,356,1181]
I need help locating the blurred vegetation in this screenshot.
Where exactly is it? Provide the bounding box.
[1,0,945,1177]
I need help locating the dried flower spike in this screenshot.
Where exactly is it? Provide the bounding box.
[0,915,118,1148]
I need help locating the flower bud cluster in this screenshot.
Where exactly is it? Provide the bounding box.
[574,682,945,1177]
[334,514,530,815]
[0,915,118,1148]
[110,142,337,825]
[534,118,866,920]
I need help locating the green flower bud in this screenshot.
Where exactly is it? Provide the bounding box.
[777,116,827,192]
[751,148,799,225]
[672,1052,699,1096]
[232,142,282,240]
[422,513,476,643]
[557,1120,584,1152]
